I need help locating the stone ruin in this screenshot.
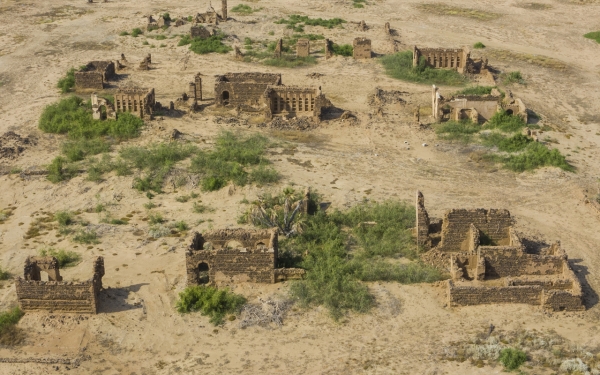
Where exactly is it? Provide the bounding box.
[15,256,105,314]
[0,131,36,160]
[114,87,156,120]
[296,39,310,57]
[413,45,490,76]
[190,24,213,39]
[416,191,584,311]
[185,229,305,285]
[432,85,528,124]
[273,38,283,58]
[213,72,329,122]
[74,61,115,90]
[353,37,371,59]
[138,53,151,70]
[91,93,116,120]
[173,73,202,112]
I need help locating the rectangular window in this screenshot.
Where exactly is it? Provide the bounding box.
[305,98,309,112]
[310,98,315,111]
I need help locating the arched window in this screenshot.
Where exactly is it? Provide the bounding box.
[197,262,209,284]
[222,91,230,105]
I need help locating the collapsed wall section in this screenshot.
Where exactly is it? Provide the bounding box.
[437,209,512,252]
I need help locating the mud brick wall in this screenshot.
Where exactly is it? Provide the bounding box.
[413,46,469,72]
[353,37,371,59]
[480,247,564,278]
[75,72,104,90]
[415,191,431,248]
[187,248,276,284]
[541,261,583,311]
[15,280,98,313]
[448,280,542,306]
[509,277,573,290]
[437,209,512,252]
[215,80,277,107]
[297,39,310,57]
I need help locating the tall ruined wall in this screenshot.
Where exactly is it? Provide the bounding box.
[415,191,431,249]
[413,46,469,72]
[220,73,281,84]
[437,209,511,252]
[541,261,583,311]
[444,97,500,123]
[15,280,99,313]
[448,280,542,306]
[186,248,276,284]
[267,86,321,117]
[75,72,104,90]
[297,39,310,57]
[480,247,564,278]
[215,82,271,107]
[353,38,371,59]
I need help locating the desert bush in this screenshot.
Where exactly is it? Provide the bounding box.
[484,110,526,132]
[231,4,260,14]
[189,33,232,54]
[481,133,532,152]
[0,307,24,346]
[501,142,573,172]
[381,51,467,86]
[38,248,81,267]
[192,202,213,213]
[455,86,495,96]
[173,220,188,231]
[119,31,129,36]
[473,42,486,49]
[502,71,525,85]
[353,0,367,8]
[148,224,169,238]
[57,68,76,93]
[351,260,443,283]
[148,212,164,224]
[0,266,9,280]
[435,120,481,142]
[249,165,280,185]
[584,31,600,43]
[47,156,78,183]
[54,210,74,226]
[178,34,192,46]
[190,131,278,191]
[262,55,317,68]
[175,285,247,325]
[498,348,527,370]
[331,43,353,57]
[73,229,99,244]
[275,15,346,32]
[131,28,143,37]
[61,138,111,162]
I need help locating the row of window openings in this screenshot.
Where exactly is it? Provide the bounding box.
[116,100,145,112]
[271,97,315,112]
[426,56,461,68]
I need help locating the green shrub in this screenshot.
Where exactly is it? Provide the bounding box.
[189,33,232,54]
[353,0,367,8]
[143,201,156,210]
[148,212,164,224]
[174,220,188,231]
[275,15,346,30]
[131,28,143,37]
[502,71,525,85]
[119,31,129,36]
[380,52,467,86]
[351,260,443,283]
[455,86,495,96]
[0,307,24,341]
[61,138,110,162]
[473,42,486,49]
[120,142,198,193]
[192,202,212,213]
[54,211,74,226]
[584,31,600,43]
[39,248,81,267]
[435,120,481,142]
[190,131,278,191]
[249,165,280,185]
[73,229,99,244]
[57,68,76,93]
[484,110,526,132]
[161,13,171,22]
[481,133,532,152]
[498,348,527,370]
[0,266,9,280]
[176,285,246,325]
[332,43,353,57]
[47,156,78,183]
[178,34,192,46]
[231,4,260,14]
[502,142,573,172]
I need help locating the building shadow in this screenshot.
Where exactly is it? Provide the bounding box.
[521,237,550,255]
[321,105,347,121]
[98,283,149,313]
[569,259,598,309]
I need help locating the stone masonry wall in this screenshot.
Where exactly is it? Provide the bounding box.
[186,248,276,284]
[437,209,512,252]
[15,281,98,313]
[415,191,431,249]
[480,246,564,278]
[353,38,371,59]
[448,280,542,306]
[75,72,104,90]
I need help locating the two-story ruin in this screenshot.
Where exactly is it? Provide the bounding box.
[416,191,584,311]
[114,87,156,119]
[214,73,328,121]
[185,229,304,285]
[75,61,116,90]
[15,256,105,314]
[432,86,528,124]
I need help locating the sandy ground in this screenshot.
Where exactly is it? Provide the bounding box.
[1,0,600,373]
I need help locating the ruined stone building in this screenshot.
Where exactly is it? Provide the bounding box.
[15,256,105,314]
[297,39,310,57]
[174,73,202,112]
[75,61,116,90]
[185,229,304,285]
[353,37,371,59]
[194,0,227,24]
[432,86,528,124]
[416,191,584,311]
[114,88,156,120]
[91,93,116,120]
[213,72,328,121]
[413,46,471,73]
[190,25,212,39]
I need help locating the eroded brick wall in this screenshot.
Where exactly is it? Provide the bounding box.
[448,280,542,306]
[437,209,512,252]
[214,73,281,107]
[353,38,371,59]
[187,248,276,284]
[75,72,104,90]
[480,246,564,278]
[15,281,98,313]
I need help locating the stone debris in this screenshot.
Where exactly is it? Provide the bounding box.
[0,131,36,160]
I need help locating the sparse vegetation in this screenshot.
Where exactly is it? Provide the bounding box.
[62,138,111,162]
[47,156,78,183]
[54,211,74,226]
[38,248,81,267]
[584,31,600,44]
[496,142,574,172]
[501,71,525,85]
[352,0,367,8]
[231,4,261,14]
[455,86,495,96]
[190,131,279,191]
[381,51,467,86]
[435,120,481,143]
[188,33,232,55]
[0,266,9,280]
[57,67,76,93]
[73,229,99,244]
[0,307,24,346]
[131,28,143,37]
[262,55,317,68]
[176,285,247,325]
[331,43,353,57]
[274,15,346,33]
[473,42,486,49]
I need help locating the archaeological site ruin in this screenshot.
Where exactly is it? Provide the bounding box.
[75,61,116,90]
[416,191,584,311]
[185,229,304,285]
[353,37,372,59]
[114,87,156,119]
[15,256,105,314]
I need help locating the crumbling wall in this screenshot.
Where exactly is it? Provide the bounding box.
[353,37,371,59]
[443,96,501,123]
[480,247,564,278]
[415,191,431,248]
[437,209,512,252]
[448,280,543,306]
[214,73,282,107]
[297,39,310,57]
[16,257,104,314]
[541,262,584,311]
[265,86,323,120]
[190,25,211,38]
[114,88,155,119]
[413,46,470,73]
[74,61,115,90]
